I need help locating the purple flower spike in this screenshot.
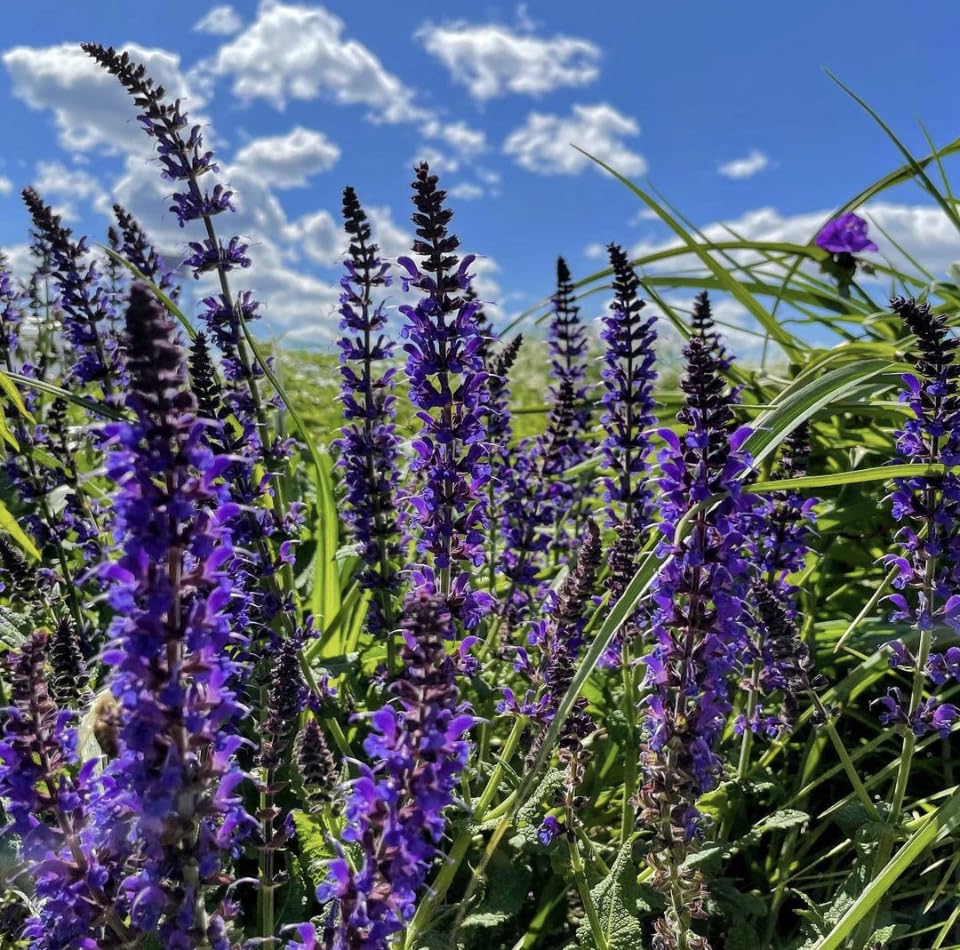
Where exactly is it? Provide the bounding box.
[815,212,878,254]
[334,186,402,637]
[600,244,658,529]
[400,163,492,624]
[319,590,474,947]
[877,297,960,738]
[95,286,253,945]
[638,293,757,946]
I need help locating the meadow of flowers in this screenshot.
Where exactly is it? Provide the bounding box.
[1,42,960,950]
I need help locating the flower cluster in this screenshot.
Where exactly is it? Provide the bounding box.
[498,379,577,628]
[334,186,402,638]
[638,295,756,949]
[878,297,960,736]
[600,243,658,528]
[399,163,491,624]
[316,589,474,947]
[96,286,252,946]
[740,424,819,733]
[22,188,117,394]
[109,202,180,302]
[549,257,591,462]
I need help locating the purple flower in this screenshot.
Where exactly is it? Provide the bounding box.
[638,294,756,944]
[22,188,118,394]
[399,164,491,624]
[878,297,960,737]
[0,633,127,948]
[600,244,658,529]
[319,590,474,947]
[549,257,591,462]
[333,187,402,638]
[744,424,819,724]
[814,212,878,254]
[109,202,180,302]
[95,286,253,945]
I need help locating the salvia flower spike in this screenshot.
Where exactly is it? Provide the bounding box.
[399,163,492,626]
[334,186,402,639]
[877,297,960,736]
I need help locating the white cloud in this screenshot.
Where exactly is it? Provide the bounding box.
[717,149,769,180]
[193,4,244,35]
[202,1,426,121]
[32,161,108,220]
[0,177,12,196]
[503,103,646,176]
[449,183,485,201]
[233,126,339,188]
[417,21,600,100]
[422,119,487,157]
[3,43,201,155]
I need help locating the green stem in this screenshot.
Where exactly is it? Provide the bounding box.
[568,838,608,950]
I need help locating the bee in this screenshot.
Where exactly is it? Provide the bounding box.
[78,689,121,762]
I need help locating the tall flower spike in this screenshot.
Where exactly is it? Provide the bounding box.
[741,423,819,734]
[600,244,658,528]
[296,718,339,812]
[319,590,474,947]
[877,297,960,736]
[399,163,492,626]
[638,295,756,950]
[96,285,252,945]
[498,378,577,628]
[22,188,116,394]
[549,257,591,460]
[82,44,271,480]
[334,186,401,638]
[506,519,601,732]
[111,203,180,301]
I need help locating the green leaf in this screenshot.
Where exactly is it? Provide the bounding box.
[812,785,960,949]
[0,499,40,561]
[459,851,531,939]
[573,146,805,359]
[751,463,957,494]
[291,810,333,890]
[742,358,900,467]
[575,844,646,950]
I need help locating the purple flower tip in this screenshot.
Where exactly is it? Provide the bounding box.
[814,212,878,254]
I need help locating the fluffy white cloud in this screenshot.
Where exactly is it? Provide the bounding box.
[193,5,244,36]
[421,119,487,157]
[32,161,108,219]
[449,183,485,201]
[503,103,646,176]
[233,127,340,188]
[3,42,201,155]
[202,1,425,121]
[417,21,600,100]
[717,149,769,180]
[0,177,12,196]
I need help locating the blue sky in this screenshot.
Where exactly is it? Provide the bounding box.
[1,0,958,347]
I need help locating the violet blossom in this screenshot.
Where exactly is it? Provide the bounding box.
[399,163,492,626]
[638,293,756,950]
[876,297,960,737]
[317,589,475,947]
[96,285,253,946]
[334,186,402,638]
[600,243,658,529]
